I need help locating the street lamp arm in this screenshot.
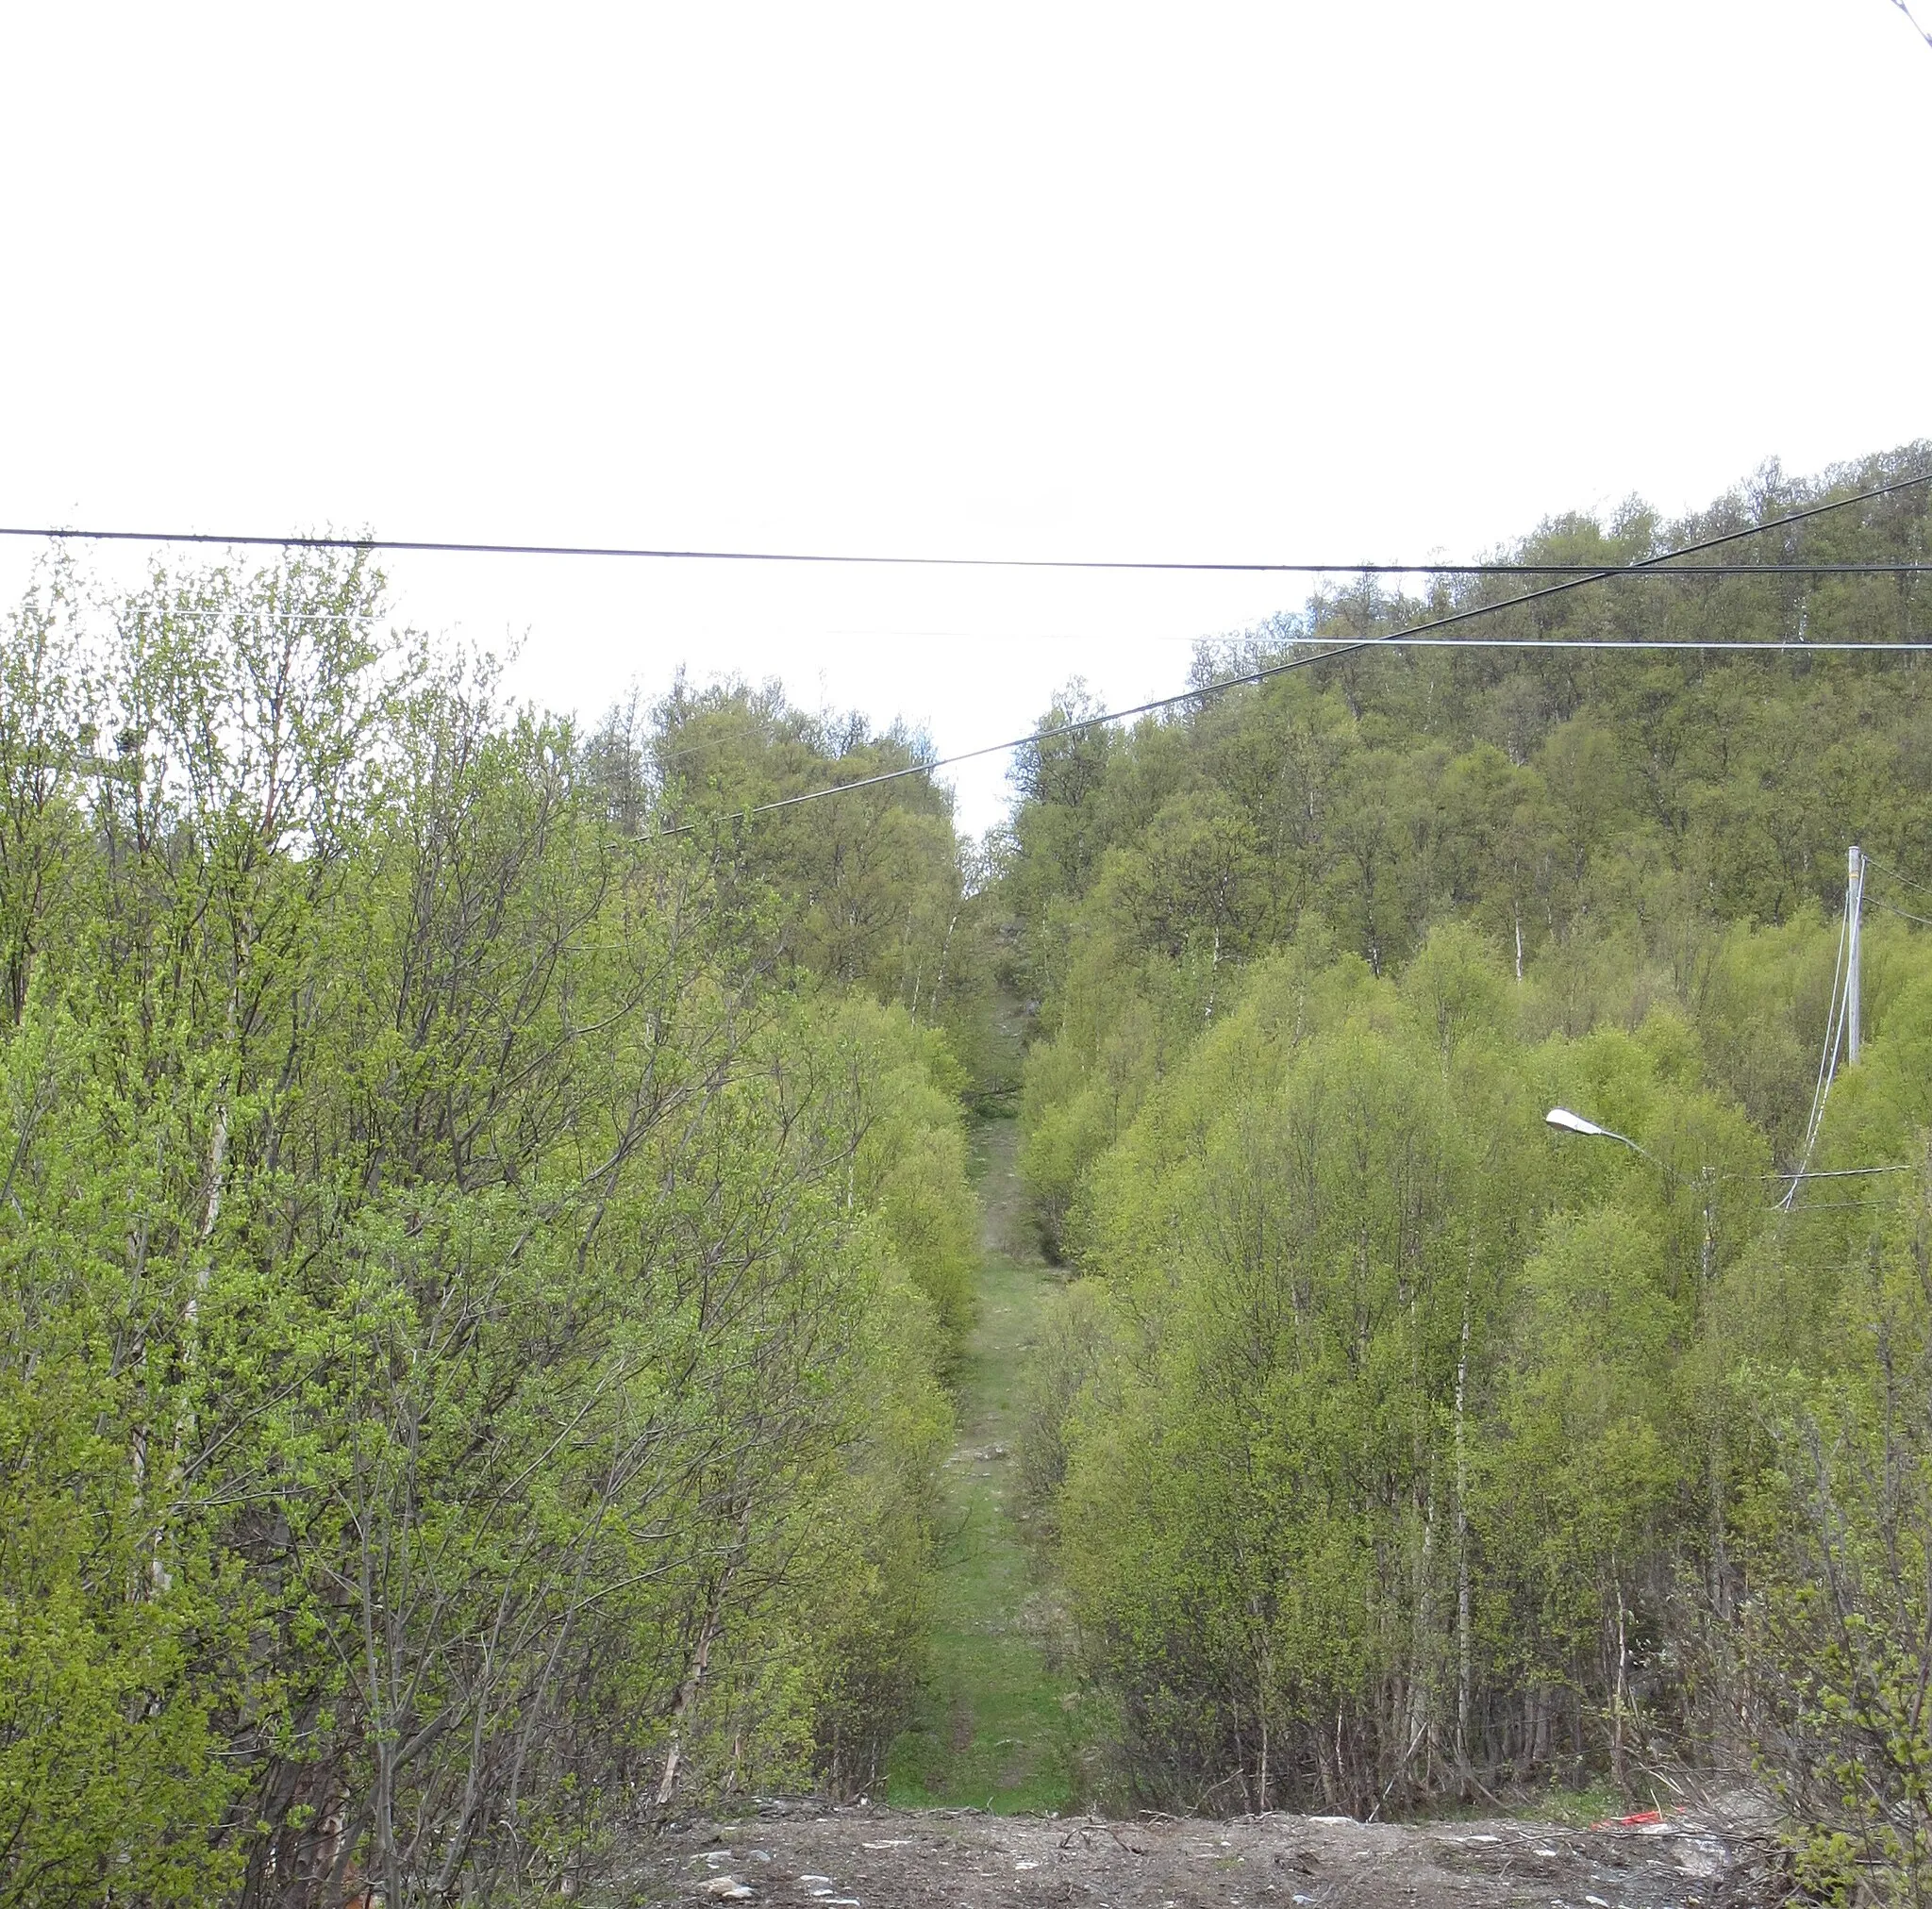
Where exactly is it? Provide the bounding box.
[1544,1106,1672,1174]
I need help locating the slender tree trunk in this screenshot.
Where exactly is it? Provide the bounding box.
[1407,1478,1436,1801]
[658,1521,747,1808]
[926,907,958,1029]
[656,1600,723,1806]
[1611,1578,1630,1790]
[154,1024,234,1591]
[1455,1276,1473,1791]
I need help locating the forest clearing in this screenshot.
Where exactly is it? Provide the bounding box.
[883,1115,1083,1815]
[618,1138,1775,1908]
[7,448,1932,1904]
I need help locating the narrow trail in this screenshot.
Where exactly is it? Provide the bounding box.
[625,1075,1773,1909]
[884,1115,1081,1813]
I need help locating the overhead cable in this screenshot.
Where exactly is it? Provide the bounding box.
[1303,639,1932,652]
[5,476,1930,577]
[1863,855,1932,899]
[1783,904,1852,1213]
[1889,0,1932,52]
[651,465,1932,834]
[1782,1198,1896,1213]
[54,564,1932,597]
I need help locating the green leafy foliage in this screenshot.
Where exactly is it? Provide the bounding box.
[0,561,978,1902]
[999,447,1932,1848]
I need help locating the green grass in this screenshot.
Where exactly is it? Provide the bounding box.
[884,1119,1084,1814]
[1529,1781,1654,1828]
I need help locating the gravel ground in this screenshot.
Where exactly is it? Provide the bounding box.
[609,1799,1778,1909]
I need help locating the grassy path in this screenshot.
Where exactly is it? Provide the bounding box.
[883,1116,1081,1813]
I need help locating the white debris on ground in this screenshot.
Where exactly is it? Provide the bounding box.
[618,1791,1781,1909]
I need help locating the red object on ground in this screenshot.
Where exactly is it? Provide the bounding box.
[1589,1809,1666,1829]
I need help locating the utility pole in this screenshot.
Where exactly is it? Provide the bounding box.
[1847,844,1866,1065]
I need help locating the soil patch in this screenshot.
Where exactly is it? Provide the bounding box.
[615,1800,1772,1909]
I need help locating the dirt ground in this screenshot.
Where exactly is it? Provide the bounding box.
[608,1799,1776,1909]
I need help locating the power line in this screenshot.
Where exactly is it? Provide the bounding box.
[655,628,1932,817]
[1889,0,1932,52]
[1297,639,1932,652]
[4,527,1930,578]
[1863,855,1932,900]
[63,593,1932,634]
[1783,1197,1897,1213]
[1869,896,1932,929]
[650,465,1932,833]
[643,636,1932,784]
[1383,564,1932,575]
[14,572,1925,636]
[1783,902,1852,1213]
[645,637,1932,780]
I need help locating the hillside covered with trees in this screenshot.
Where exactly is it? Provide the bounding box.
[1004,445,1932,1897]
[5,442,1932,1905]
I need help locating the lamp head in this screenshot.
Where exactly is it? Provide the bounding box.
[1545,1106,1609,1137]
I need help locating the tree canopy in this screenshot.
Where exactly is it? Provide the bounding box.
[1000,445,1932,1894]
[0,556,990,1904]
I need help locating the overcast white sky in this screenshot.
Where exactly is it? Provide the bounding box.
[2,4,1927,834]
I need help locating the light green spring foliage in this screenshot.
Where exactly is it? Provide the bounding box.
[1036,926,1894,1816]
[1716,988,1932,1904]
[642,676,1004,1096]
[1716,1136,1932,1909]
[835,998,979,1363]
[1011,448,1932,1252]
[1002,450,1932,1850]
[0,559,975,1904]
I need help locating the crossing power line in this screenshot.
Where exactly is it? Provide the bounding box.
[13,469,1930,825]
[650,465,1932,833]
[4,523,1931,580]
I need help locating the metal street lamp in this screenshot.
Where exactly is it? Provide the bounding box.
[1544,1106,1666,1170]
